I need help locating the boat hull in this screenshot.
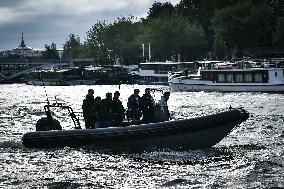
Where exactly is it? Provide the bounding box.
[169,81,284,92]
[22,109,249,151]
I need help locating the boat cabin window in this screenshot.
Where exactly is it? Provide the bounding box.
[189,75,201,79]
[226,74,234,83]
[235,74,243,83]
[217,73,225,82]
[275,72,278,77]
[244,73,253,82]
[254,73,262,82]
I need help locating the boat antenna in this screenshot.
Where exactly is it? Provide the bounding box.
[119,81,122,90]
[42,84,50,106]
[54,95,58,104]
[42,84,53,124]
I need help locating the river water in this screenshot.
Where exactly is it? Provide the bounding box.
[0,84,283,188]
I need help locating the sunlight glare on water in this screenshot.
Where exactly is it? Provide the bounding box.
[0,84,283,188]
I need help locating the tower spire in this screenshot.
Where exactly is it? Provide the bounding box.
[19,32,26,48]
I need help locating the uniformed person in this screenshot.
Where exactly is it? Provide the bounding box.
[82,89,95,129]
[101,92,113,127]
[127,89,142,121]
[140,88,155,123]
[159,91,171,120]
[112,91,125,126]
[93,96,102,128]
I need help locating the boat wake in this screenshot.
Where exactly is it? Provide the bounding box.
[127,148,235,166]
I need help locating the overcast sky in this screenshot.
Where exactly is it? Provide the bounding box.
[0,0,180,51]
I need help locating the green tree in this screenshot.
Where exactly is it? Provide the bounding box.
[86,17,144,65]
[273,17,284,47]
[143,13,207,61]
[212,3,273,58]
[103,17,142,65]
[42,42,59,59]
[213,33,226,59]
[86,20,110,64]
[262,0,284,19]
[62,34,81,59]
[59,0,284,63]
[147,2,175,19]
[176,0,238,50]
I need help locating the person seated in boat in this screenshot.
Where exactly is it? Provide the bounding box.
[127,89,142,121]
[82,89,95,129]
[140,88,155,123]
[93,96,102,128]
[111,91,125,126]
[101,92,113,128]
[159,91,171,121]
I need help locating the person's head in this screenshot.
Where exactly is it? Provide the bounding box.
[134,89,140,95]
[88,89,94,95]
[164,91,170,97]
[145,88,151,94]
[94,96,101,102]
[106,92,112,99]
[114,91,120,99]
[163,91,170,100]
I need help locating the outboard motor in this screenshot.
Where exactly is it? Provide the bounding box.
[36,117,62,131]
[36,101,62,131]
[35,101,81,131]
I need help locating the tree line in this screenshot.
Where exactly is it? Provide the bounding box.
[45,0,284,64]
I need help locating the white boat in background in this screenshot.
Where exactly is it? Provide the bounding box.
[169,61,284,92]
[139,61,198,84]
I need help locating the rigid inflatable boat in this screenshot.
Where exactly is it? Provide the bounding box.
[22,106,249,151]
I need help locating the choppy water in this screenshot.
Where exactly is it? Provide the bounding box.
[0,84,283,188]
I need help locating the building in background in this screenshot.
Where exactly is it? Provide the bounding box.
[3,33,43,57]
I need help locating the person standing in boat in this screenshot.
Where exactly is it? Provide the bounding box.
[82,89,95,129]
[112,91,125,126]
[93,96,102,128]
[127,89,142,121]
[101,92,113,127]
[159,91,171,121]
[140,88,155,123]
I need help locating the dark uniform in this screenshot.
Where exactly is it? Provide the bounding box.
[112,91,125,126]
[127,89,142,120]
[101,93,113,128]
[140,88,155,123]
[159,92,171,121]
[93,96,102,128]
[82,90,95,129]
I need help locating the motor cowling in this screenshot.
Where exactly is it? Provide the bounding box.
[36,117,62,131]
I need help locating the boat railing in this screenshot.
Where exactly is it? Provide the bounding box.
[44,102,81,129]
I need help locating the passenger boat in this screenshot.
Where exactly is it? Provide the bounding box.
[139,61,197,85]
[22,102,249,151]
[169,61,284,92]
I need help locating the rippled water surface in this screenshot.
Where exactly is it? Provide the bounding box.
[0,84,283,188]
